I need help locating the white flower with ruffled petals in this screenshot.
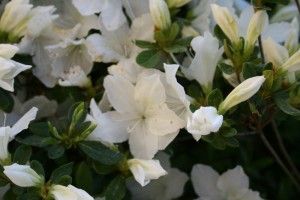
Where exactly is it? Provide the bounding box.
[191,164,263,200]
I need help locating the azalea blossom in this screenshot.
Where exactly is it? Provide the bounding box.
[0,107,38,165]
[4,163,43,187]
[0,44,31,92]
[181,32,224,93]
[58,65,92,88]
[104,73,185,159]
[187,106,223,141]
[191,164,263,200]
[127,158,167,187]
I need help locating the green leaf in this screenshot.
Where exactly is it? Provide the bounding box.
[222,137,239,147]
[3,189,18,200]
[0,89,14,112]
[13,145,32,165]
[79,141,123,165]
[218,63,235,75]
[207,89,223,108]
[168,23,180,42]
[92,160,117,175]
[50,162,73,184]
[30,160,45,177]
[261,0,289,5]
[75,162,93,193]
[47,144,65,159]
[104,176,126,200]
[274,96,300,117]
[135,40,157,49]
[211,135,226,150]
[248,102,261,116]
[242,62,257,79]
[48,121,62,140]
[219,127,237,137]
[164,44,187,53]
[56,175,72,186]
[263,70,274,90]
[70,121,93,138]
[214,25,229,44]
[154,30,166,43]
[17,193,41,200]
[16,135,58,148]
[136,49,166,68]
[0,174,8,187]
[29,122,49,137]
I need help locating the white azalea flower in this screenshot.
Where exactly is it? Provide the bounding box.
[46,38,93,78]
[191,164,263,200]
[104,73,185,159]
[127,152,188,200]
[219,76,266,113]
[181,32,224,93]
[127,158,167,186]
[0,107,38,165]
[85,98,129,144]
[187,107,223,141]
[0,44,31,92]
[58,65,91,88]
[4,163,43,187]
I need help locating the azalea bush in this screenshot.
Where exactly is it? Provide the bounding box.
[1,0,300,199]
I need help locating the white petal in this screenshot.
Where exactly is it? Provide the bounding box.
[10,107,38,138]
[191,164,222,200]
[217,166,249,198]
[146,104,185,136]
[72,0,103,15]
[134,74,166,108]
[0,44,19,59]
[129,123,159,159]
[104,75,135,113]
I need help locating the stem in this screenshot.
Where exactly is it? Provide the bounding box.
[258,35,265,64]
[237,131,257,136]
[295,0,300,14]
[259,131,300,192]
[271,120,300,182]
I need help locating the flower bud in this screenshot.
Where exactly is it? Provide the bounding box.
[149,0,171,30]
[50,185,93,200]
[281,49,300,73]
[181,26,199,38]
[167,0,191,8]
[187,107,223,141]
[128,158,167,186]
[245,10,268,53]
[219,76,266,113]
[262,38,289,67]
[211,4,239,47]
[285,17,299,56]
[4,163,43,187]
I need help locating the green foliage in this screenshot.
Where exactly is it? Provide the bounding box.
[50,162,73,184]
[13,145,32,165]
[79,141,123,165]
[218,63,236,75]
[0,88,14,112]
[207,89,223,108]
[104,176,126,200]
[136,49,167,68]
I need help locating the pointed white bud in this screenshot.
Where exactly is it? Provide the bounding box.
[211,4,239,47]
[219,76,266,113]
[128,158,167,187]
[4,164,43,187]
[167,0,191,8]
[245,10,268,53]
[150,0,171,30]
